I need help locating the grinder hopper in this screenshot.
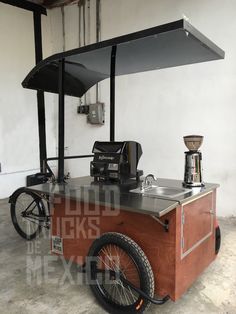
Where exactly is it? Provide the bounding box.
[183,135,205,187]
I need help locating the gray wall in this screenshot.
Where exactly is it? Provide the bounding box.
[0,3,57,197]
[49,0,235,217]
[1,0,235,217]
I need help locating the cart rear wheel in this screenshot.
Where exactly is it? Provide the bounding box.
[215,225,221,254]
[10,189,45,240]
[87,232,154,313]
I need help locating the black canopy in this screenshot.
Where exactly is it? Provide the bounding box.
[22,19,224,98]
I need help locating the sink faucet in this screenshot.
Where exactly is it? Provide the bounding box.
[141,174,158,191]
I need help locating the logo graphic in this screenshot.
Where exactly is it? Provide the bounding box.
[98,155,115,161]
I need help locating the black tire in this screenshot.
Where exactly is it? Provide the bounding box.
[215,226,221,254]
[87,232,154,314]
[10,189,45,240]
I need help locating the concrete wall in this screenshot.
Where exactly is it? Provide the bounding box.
[1,1,235,217]
[0,3,57,198]
[101,0,236,218]
[47,0,235,217]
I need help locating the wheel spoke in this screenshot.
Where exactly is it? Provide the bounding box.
[96,243,140,307]
[100,247,120,272]
[13,193,41,238]
[21,200,37,215]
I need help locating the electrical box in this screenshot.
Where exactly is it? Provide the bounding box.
[77,105,89,114]
[77,102,105,125]
[87,103,105,125]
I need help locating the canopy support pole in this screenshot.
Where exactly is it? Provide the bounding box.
[1,0,47,174]
[58,59,65,183]
[33,12,47,173]
[110,45,117,141]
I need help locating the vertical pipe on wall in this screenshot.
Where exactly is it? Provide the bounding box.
[110,45,117,142]
[33,11,47,173]
[96,0,101,43]
[78,3,81,47]
[83,0,87,104]
[78,3,82,106]
[61,6,66,52]
[95,0,101,103]
[83,0,86,46]
[58,58,65,183]
[87,0,90,45]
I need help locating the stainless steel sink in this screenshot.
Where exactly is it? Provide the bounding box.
[130,185,190,199]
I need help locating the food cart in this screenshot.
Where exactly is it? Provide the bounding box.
[9,19,224,313]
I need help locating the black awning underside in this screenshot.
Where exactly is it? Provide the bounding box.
[22,19,225,98]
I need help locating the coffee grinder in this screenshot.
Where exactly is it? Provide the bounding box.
[183,135,205,187]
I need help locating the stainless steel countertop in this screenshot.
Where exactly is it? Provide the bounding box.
[28,176,219,217]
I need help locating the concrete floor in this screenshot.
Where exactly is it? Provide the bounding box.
[0,198,236,314]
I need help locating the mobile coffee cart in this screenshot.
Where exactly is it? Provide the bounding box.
[10,19,224,313]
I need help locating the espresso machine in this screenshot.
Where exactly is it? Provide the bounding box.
[90,141,143,185]
[183,135,205,187]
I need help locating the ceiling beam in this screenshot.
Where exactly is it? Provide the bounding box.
[0,0,47,15]
[41,0,80,8]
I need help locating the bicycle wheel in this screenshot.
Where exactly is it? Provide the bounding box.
[215,225,221,254]
[87,232,154,314]
[10,189,45,240]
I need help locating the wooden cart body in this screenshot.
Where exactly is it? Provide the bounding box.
[51,188,217,301]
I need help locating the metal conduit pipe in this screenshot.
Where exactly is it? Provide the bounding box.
[96,0,101,103]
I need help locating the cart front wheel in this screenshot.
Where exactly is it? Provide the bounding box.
[87,232,154,314]
[10,188,45,240]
